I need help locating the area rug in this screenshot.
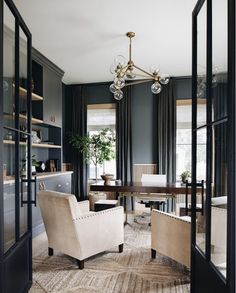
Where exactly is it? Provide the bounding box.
[30,214,190,293]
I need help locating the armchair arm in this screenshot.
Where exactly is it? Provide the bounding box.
[74,207,124,260]
[77,200,90,214]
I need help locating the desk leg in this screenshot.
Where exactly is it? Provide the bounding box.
[124,196,128,223]
[131,194,134,211]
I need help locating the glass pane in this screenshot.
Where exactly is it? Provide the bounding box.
[211,121,227,278]
[3,3,16,253]
[87,105,116,179]
[196,127,207,253]
[19,27,28,132]
[3,7,15,130]
[3,129,16,252]
[19,27,29,237]
[212,0,228,122]
[197,2,207,128]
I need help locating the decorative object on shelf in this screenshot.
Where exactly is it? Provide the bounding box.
[48,159,58,172]
[180,170,191,184]
[31,155,40,175]
[5,132,13,140]
[101,174,114,185]
[31,129,41,144]
[22,155,40,176]
[62,163,73,172]
[70,128,115,181]
[109,32,170,100]
[20,125,28,141]
[36,161,46,173]
[3,164,7,179]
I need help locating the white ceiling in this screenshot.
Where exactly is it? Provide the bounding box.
[8,0,198,84]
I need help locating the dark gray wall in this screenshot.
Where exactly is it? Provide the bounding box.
[174,77,192,99]
[131,82,157,164]
[84,83,114,104]
[63,78,191,165]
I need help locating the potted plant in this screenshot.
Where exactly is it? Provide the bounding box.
[180,170,191,184]
[22,155,40,176]
[70,128,116,182]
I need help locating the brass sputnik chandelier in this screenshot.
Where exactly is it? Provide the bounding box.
[109,32,170,100]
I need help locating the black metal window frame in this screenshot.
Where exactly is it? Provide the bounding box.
[0,0,32,274]
[192,0,235,292]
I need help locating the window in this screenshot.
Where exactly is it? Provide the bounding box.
[87,104,116,179]
[176,100,206,180]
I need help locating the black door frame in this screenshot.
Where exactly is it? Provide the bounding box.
[191,0,235,292]
[0,0,32,292]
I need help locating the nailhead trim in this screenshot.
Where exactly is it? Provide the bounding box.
[152,209,191,223]
[74,206,123,221]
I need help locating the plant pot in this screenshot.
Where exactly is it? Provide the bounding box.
[101,174,114,185]
[32,166,36,175]
[181,177,190,184]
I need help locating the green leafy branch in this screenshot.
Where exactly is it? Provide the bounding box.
[70,128,116,168]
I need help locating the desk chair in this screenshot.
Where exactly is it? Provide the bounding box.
[176,180,204,216]
[139,174,169,211]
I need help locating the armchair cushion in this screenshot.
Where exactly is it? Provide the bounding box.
[77,200,91,215]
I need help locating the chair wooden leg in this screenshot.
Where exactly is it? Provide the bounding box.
[77,259,84,269]
[48,247,53,256]
[119,243,124,253]
[151,249,156,259]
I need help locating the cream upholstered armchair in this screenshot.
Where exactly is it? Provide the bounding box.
[151,209,191,267]
[151,203,227,268]
[38,190,124,269]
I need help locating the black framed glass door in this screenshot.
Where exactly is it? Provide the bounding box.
[0,0,32,292]
[191,0,235,292]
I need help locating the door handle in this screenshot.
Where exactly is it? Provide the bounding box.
[21,176,37,207]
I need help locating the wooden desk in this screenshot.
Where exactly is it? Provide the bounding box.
[90,181,190,195]
[90,181,204,223]
[91,181,186,223]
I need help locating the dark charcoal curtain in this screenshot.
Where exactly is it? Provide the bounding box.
[116,86,133,183]
[157,80,176,183]
[71,85,87,200]
[212,74,227,197]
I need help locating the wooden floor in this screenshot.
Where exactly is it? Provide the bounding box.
[30,205,190,293]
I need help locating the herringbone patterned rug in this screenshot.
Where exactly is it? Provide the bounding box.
[30,213,190,293]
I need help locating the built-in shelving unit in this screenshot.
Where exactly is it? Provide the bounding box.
[3,140,62,149]
[13,85,44,101]
[4,113,44,124]
[20,87,44,101]
[19,113,44,124]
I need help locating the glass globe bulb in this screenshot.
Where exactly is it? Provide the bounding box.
[114,77,125,88]
[114,89,123,100]
[150,65,160,75]
[110,63,117,75]
[125,69,136,80]
[159,73,170,84]
[114,55,126,68]
[151,81,162,94]
[109,83,117,94]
